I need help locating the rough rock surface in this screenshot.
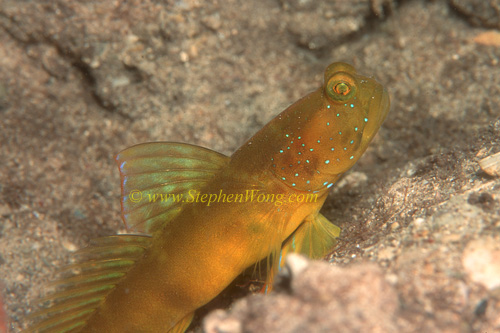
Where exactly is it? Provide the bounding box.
[450,0,500,29]
[0,0,499,332]
[204,254,401,333]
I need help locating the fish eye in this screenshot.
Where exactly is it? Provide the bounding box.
[334,82,350,95]
[325,73,357,102]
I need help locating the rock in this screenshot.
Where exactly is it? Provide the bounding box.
[463,237,500,291]
[204,254,400,332]
[450,0,500,29]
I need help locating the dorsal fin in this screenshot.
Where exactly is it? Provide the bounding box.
[115,142,230,234]
[25,235,151,333]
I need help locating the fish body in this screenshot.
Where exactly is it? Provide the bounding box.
[84,172,328,332]
[27,62,389,332]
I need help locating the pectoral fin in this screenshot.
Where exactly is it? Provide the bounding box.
[279,213,340,269]
[261,213,340,293]
[168,312,194,333]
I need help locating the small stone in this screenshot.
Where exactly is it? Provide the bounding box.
[62,240,78,252]
[179,51,189,63]
[441,233,462,243]
[479,151,500,177]
[462,237,500,290]
[111,76,131,88]
[385,273,398,285]
[285,253,309,278]
[378,246,396,261]
[390,222,400,230]
[204,309,242,333]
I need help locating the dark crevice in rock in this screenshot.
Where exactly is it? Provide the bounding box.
[0,13,132,120]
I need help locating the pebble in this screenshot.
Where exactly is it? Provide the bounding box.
[462,237,500,290]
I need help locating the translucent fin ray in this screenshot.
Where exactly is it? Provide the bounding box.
[115,142,230,234]
[244,205,288,293]
[168,312,194,333]
[279,213,340,270]
[25,235,151,333]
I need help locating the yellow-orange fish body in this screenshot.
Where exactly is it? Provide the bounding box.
[27,62,389,332]
[84,173,328,332]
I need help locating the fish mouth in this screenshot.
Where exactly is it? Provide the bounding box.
[363,85,390,143]
[372,87,390,127]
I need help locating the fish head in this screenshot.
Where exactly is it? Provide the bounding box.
[316,62,390,174]
[269,62,390,192]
